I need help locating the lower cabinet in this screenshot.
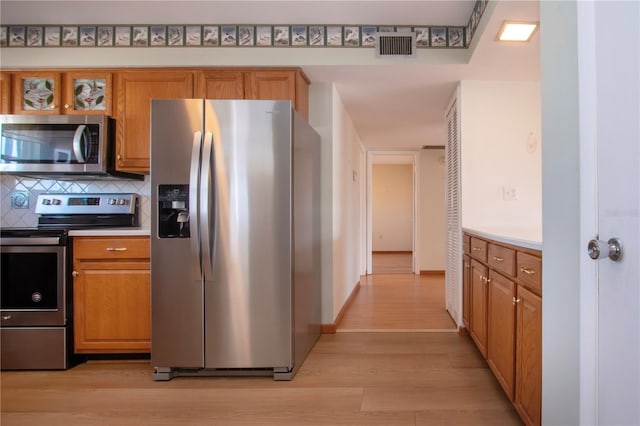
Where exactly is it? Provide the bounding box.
[487,270,516,400]
[72,236,150,354]
[463,232,542,426]
[469,259,488,357]
[462,254,471,329]
[515,285,542,426]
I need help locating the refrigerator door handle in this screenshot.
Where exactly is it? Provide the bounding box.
[189,130,203,276]
[200,131,214,281]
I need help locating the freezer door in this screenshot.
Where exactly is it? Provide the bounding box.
[150,99,205,368]
[204,100,293,369]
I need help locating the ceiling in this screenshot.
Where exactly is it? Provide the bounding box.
[1,0,540,150]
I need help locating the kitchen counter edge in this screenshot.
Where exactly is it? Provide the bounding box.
[69,228,150,237]
[462,227,542,251]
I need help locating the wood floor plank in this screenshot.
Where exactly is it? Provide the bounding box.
[1,332,520,426]
[338,273,457,331]
[1,271,520,425]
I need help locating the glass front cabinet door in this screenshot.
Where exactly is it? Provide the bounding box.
[12,71,111,115]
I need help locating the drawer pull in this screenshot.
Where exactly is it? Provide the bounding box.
[2,314,11,320]
[520,267,536,275]
[472,247,481,251]
[106,247,128,252]
[493,256,504,262]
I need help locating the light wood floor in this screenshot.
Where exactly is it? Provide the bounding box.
[372,252,413,274]
[1,254,520,425]
[338,273,457,331]
[0,333,522,425]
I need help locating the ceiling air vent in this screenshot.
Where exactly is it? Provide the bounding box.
[376,32,416,58]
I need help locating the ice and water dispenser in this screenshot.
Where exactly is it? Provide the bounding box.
[158,185,190,238]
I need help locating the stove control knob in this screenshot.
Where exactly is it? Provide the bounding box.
[52,199,61,205]
[108,198,116,205]
[42,199,51,205]
[118,198,127,205]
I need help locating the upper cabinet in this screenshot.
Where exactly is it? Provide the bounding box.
[12,71,62,114]
[0,72,11,114]
[196,70,245,99]
[62,71,113,115]
[247,70,309,120]
[115,70,195,172]
[11,70,112,115]
[196,69,309,120]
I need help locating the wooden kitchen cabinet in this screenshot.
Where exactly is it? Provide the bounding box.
[196,70,245,99]
[196,68,310,120]
[464,231,542,426]
[9,70,112,115]
[115,70,194,172]
[487,270,516,400]
[0,72,11,113]
[62,71,113,115]
[11,71,62,114]
[514,276,542,426]
[72,236,150,354]
[462,254,471,329]
[469,259,488,357]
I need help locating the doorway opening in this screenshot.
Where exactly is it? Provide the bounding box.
[336,150,455,332]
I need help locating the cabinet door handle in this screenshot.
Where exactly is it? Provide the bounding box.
[520,267,536,275]
[106,247,128,252]
[512,297,521,305]
[72,271,79,277]
[472,247,481,251]
[493,256,504,262]
[464,264,470,269]
[2,314,11,320]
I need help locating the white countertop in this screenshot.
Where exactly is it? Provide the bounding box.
[463,226,542,251]
[69,228,150,237]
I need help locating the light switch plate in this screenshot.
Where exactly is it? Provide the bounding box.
[11,191,30,209]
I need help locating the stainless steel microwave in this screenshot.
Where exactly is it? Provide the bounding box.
[0,115,142,180]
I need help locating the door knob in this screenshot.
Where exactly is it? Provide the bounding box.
[587,238,623,262]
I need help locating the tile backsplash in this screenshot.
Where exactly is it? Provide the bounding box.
[0,174,151,228]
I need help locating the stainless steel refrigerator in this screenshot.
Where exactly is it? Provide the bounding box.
[150,100,321,381]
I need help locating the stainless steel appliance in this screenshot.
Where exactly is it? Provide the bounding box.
[0,193,139,370]
[150,100,321,381]
[0,114,143,180]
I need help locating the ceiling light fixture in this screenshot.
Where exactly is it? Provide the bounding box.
[497,21,538,42]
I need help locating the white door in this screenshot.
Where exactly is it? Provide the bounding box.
[580,1,639,424]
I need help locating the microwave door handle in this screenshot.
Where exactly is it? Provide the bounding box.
[200,131,214,281]
[189,130,203,277]
[72,125,87,163]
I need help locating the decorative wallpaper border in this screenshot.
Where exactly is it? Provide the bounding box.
[0,1,488,50]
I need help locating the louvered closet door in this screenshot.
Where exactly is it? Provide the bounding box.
[445,100,461,326]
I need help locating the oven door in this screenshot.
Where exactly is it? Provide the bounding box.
[0,244,67,326]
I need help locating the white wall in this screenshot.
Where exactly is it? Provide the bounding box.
[419,149,446,271]
[459,80,542,231]
[331,85,365,323]
[372,164,413,252]
[309,82,364,324]
[540,2,581,424]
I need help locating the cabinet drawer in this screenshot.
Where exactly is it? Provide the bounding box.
[74,237,149,260]
[488,244,516,277]
[517,252,542,295]
[463,234,470,254]
[470,237,488,262]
